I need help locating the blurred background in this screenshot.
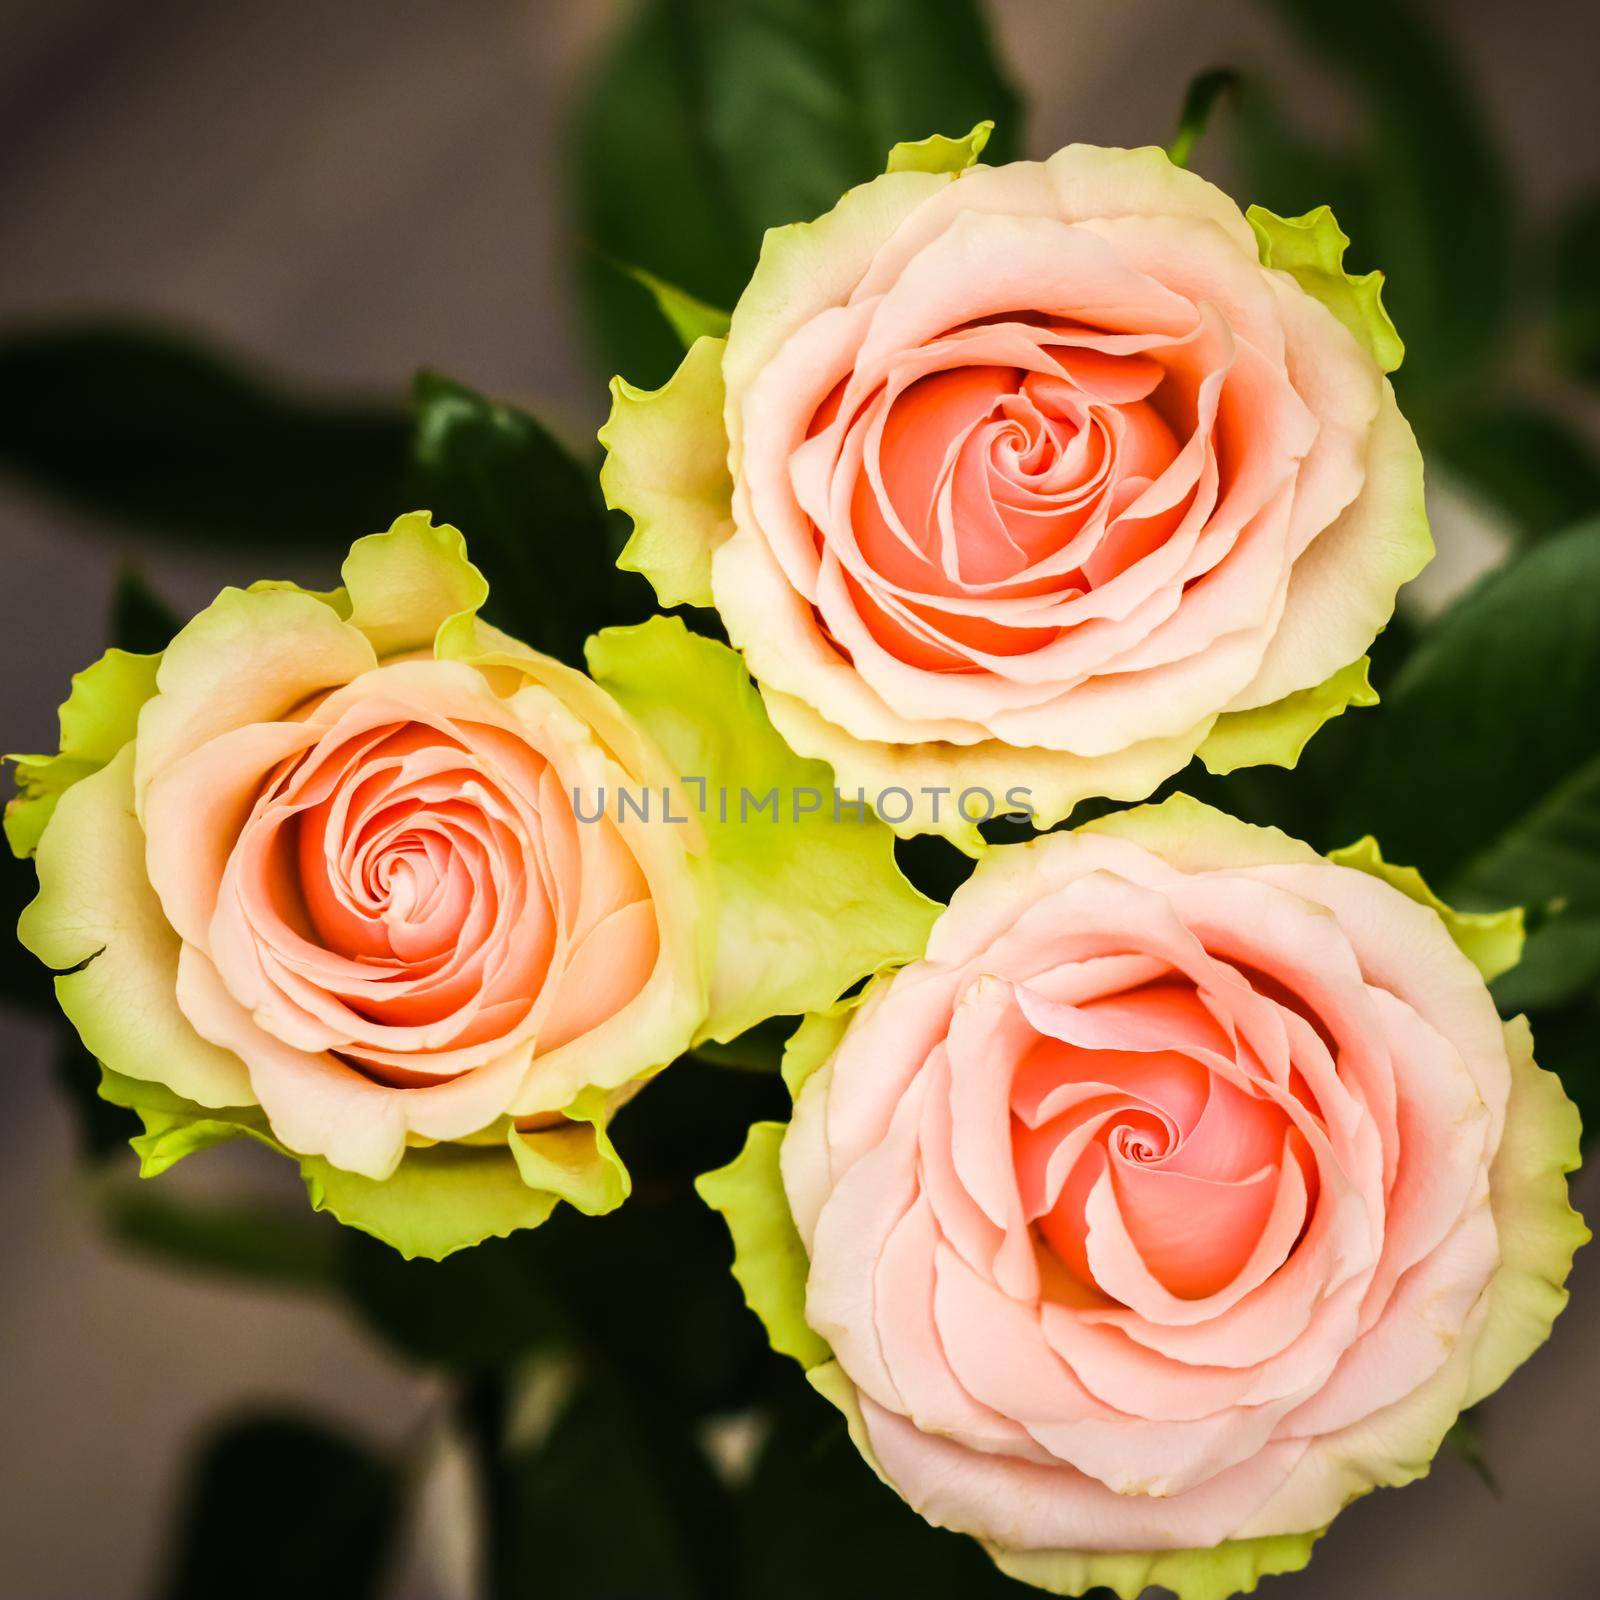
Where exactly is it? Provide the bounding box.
[2,2,1598,1596]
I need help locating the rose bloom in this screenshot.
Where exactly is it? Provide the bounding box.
[604,136,1430,844]
[13,516,712,1255]
[703,797,1585,1598]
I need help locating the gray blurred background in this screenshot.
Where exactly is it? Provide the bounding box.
[1,2,1597,1596]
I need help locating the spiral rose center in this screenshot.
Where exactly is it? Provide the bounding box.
[1009,977,1308,1302]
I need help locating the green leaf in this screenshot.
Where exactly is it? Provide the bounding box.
[586,617,938,1041]
[1549,191,1600,386]
[498,1376,736,1600]
[737,1388,1025,1599]
[158,1414,398,1600]
[696,1121,831,1368]
[1428,400,1600,542]
[1331,519,1600,1015]
[0,319,407,547]
[1245,0,1513,395]
[571,0,1021,386]
[611,259,733,345]
[103,1190,343,1291]
[1494,914,1600,1017]
[1166,67,1239,170]
[409,371,648,665]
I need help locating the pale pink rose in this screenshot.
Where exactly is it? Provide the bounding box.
[777,800,1583,1590]
[607,145,1433,843]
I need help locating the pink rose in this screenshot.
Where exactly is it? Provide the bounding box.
[603,142,1431,845]
[703,798,1584,1597]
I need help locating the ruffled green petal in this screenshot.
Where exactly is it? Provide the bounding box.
[587,617,937,1042]
[1198,656,1377,777]
[5,647,160,857]
[697,1121,832,1369]
[508,1086,631,1217]
[302,1144,560,1261]
[1328,835,1525,982]
[599,337,733,610]
[1464,1015,1588,1407]
[342,510,489,657]
[1248,204,1404,373]
[18,747,254,1106]
[885,121,993,175]
[1080,792,1322,872]
[780,982,881,1100]
[102,1062,589,1261]
[986,1533,1323,1600]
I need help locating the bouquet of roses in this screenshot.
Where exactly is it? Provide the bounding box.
[6,4,1594,1597]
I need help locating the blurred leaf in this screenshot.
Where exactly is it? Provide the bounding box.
[159,1413,398,1600]
[737,1382,1021,1597]
[51,1032,138,1161]
[1167,67,1238,170]
[1550,192,1600,385]
[1443,1409,1500,1495]
[1493,912,1600,1018]
[1429,401,1600,542]
[109,566,182,655]
[1245,0,1513,395]
[0,320,408,547]
[409,370,650,664]
[1524,1000,1600,1148]
[104,1190,342,1289]
[498,1375,735,1600]
[1330,521,1600,1018]
[572,0,1021,386]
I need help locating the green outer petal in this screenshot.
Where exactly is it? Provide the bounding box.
[1079,791,1322,872]
[1464,1015,1589,1407]
[341,510,489,657]
[697,1122,832,1369]
[1328,835,1525,983]
[618,263,732,346]
[986,1533,1323,1600]
[18,747,254,1107]
[508,1086,631,1217]
[587,617,937,1042]
[780,980,882,1100]
[1247,204,1404,373]
[1199,656,1377,777]
[100,1063,616,1261]
[885,120,993,175]
[5,647,160,857]
[599,336,733,609]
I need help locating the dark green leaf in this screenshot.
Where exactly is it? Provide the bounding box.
[738,1383,1022,1598]
[1428,401,1600,542]
[1525,1000,1600,1148]
[340,1227,568,1371]
[109,566,182,655]
[1329,523,1600,1017]
[1166,67,1239,170]
[104,1190,343,1290]
[408,370,651,664]
[159,1413,398,1600]
[1244,0,1513,395]
[1549,192,1600,385]
[56,1030,140,1161]
[0,320,408,548]
[498,1376,735,1600]
[571,0,1021,387]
